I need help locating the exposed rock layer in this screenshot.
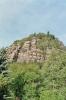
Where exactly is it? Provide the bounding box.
[6,34,64,63]
[7,37,45,62]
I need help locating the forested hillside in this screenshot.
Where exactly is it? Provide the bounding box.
[0,33,66,100]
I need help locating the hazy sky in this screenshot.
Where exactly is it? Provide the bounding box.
[0,0,66,47]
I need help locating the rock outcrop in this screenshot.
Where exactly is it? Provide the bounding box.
[6,37,45,63]
[6,33,64,63]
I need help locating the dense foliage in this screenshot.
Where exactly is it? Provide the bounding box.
[0,33,66,100]
[0,48,7,74]
[0,48,9,100]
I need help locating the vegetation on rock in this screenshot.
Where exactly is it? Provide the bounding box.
[0,33,66,100]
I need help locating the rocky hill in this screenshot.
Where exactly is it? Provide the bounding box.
[0,32,66,100]
[6,33,65,63]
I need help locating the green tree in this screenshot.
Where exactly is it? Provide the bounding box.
[10,73,25,100]
[0,48,7,74]
[0,75,9,100]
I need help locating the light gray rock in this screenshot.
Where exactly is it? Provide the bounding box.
[7,37,48,63]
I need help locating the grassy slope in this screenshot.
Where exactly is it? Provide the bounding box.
[8,44,66,100]
[9,52,66,91]
[0,33,66,100]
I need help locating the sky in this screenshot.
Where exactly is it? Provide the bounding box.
[0,0,66,47]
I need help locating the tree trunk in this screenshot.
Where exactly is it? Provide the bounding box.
[16,97,20,100]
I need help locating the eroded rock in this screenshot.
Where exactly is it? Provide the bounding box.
[6,37,49,63]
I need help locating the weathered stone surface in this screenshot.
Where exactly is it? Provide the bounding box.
[6,37,51,63]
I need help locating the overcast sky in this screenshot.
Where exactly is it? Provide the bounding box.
[0,0,66,47]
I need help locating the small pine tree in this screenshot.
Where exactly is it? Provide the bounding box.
[0,48,7,74]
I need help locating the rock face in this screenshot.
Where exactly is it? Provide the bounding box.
[6,37,45,63]
[6,33,65,63]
